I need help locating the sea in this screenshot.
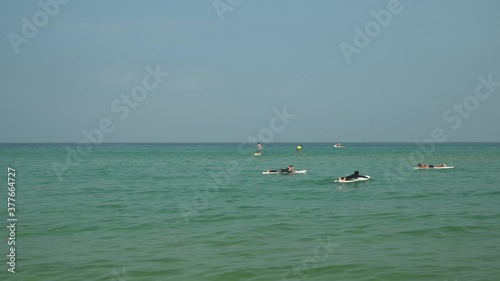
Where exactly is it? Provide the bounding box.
[0,142,499,281]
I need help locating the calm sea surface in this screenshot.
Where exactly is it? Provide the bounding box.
[0,143,499,281]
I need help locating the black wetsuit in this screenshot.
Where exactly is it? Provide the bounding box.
[345,173,367,181]
[269,168,291,173]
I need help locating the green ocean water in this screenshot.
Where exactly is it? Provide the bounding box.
[1,142,500,281]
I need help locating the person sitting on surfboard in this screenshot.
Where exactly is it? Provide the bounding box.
[257,143,263,155]
[340,171,368,181]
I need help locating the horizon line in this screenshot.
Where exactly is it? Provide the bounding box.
[1,141,499,144]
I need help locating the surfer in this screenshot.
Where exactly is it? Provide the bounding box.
[268,165,293,173]
[417,163,447,169]
[296,145,302,155]
[257,143,263,155]
[339,171,368,181]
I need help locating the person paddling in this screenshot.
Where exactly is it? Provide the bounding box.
[268,165,294,173]
[417,163,447,169]
[340,171,368,181]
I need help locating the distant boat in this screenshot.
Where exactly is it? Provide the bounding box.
[333,143,345,148]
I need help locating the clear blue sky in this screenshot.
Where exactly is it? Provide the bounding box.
[1,0,499,142]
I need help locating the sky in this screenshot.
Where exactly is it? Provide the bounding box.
[1,0,499,143]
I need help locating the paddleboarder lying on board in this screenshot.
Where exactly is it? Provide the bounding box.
[339,171,368,181]
[268,165,293,173]
[417,163,447,169]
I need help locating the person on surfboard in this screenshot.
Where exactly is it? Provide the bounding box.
[268,165,293,173]
[340,171,368,181]
[417,163,447,169]
[257,143,263,155]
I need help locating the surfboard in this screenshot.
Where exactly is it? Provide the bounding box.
[254,153,261,156]
[335,176,370,183]
[413,166,454,170]
[262,170,307,175]
[293,170,307,174]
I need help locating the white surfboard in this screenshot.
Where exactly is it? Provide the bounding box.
[293,170,307,174]
[413,166,454,170]
[335,175,370,183]
[262,170,307,175]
